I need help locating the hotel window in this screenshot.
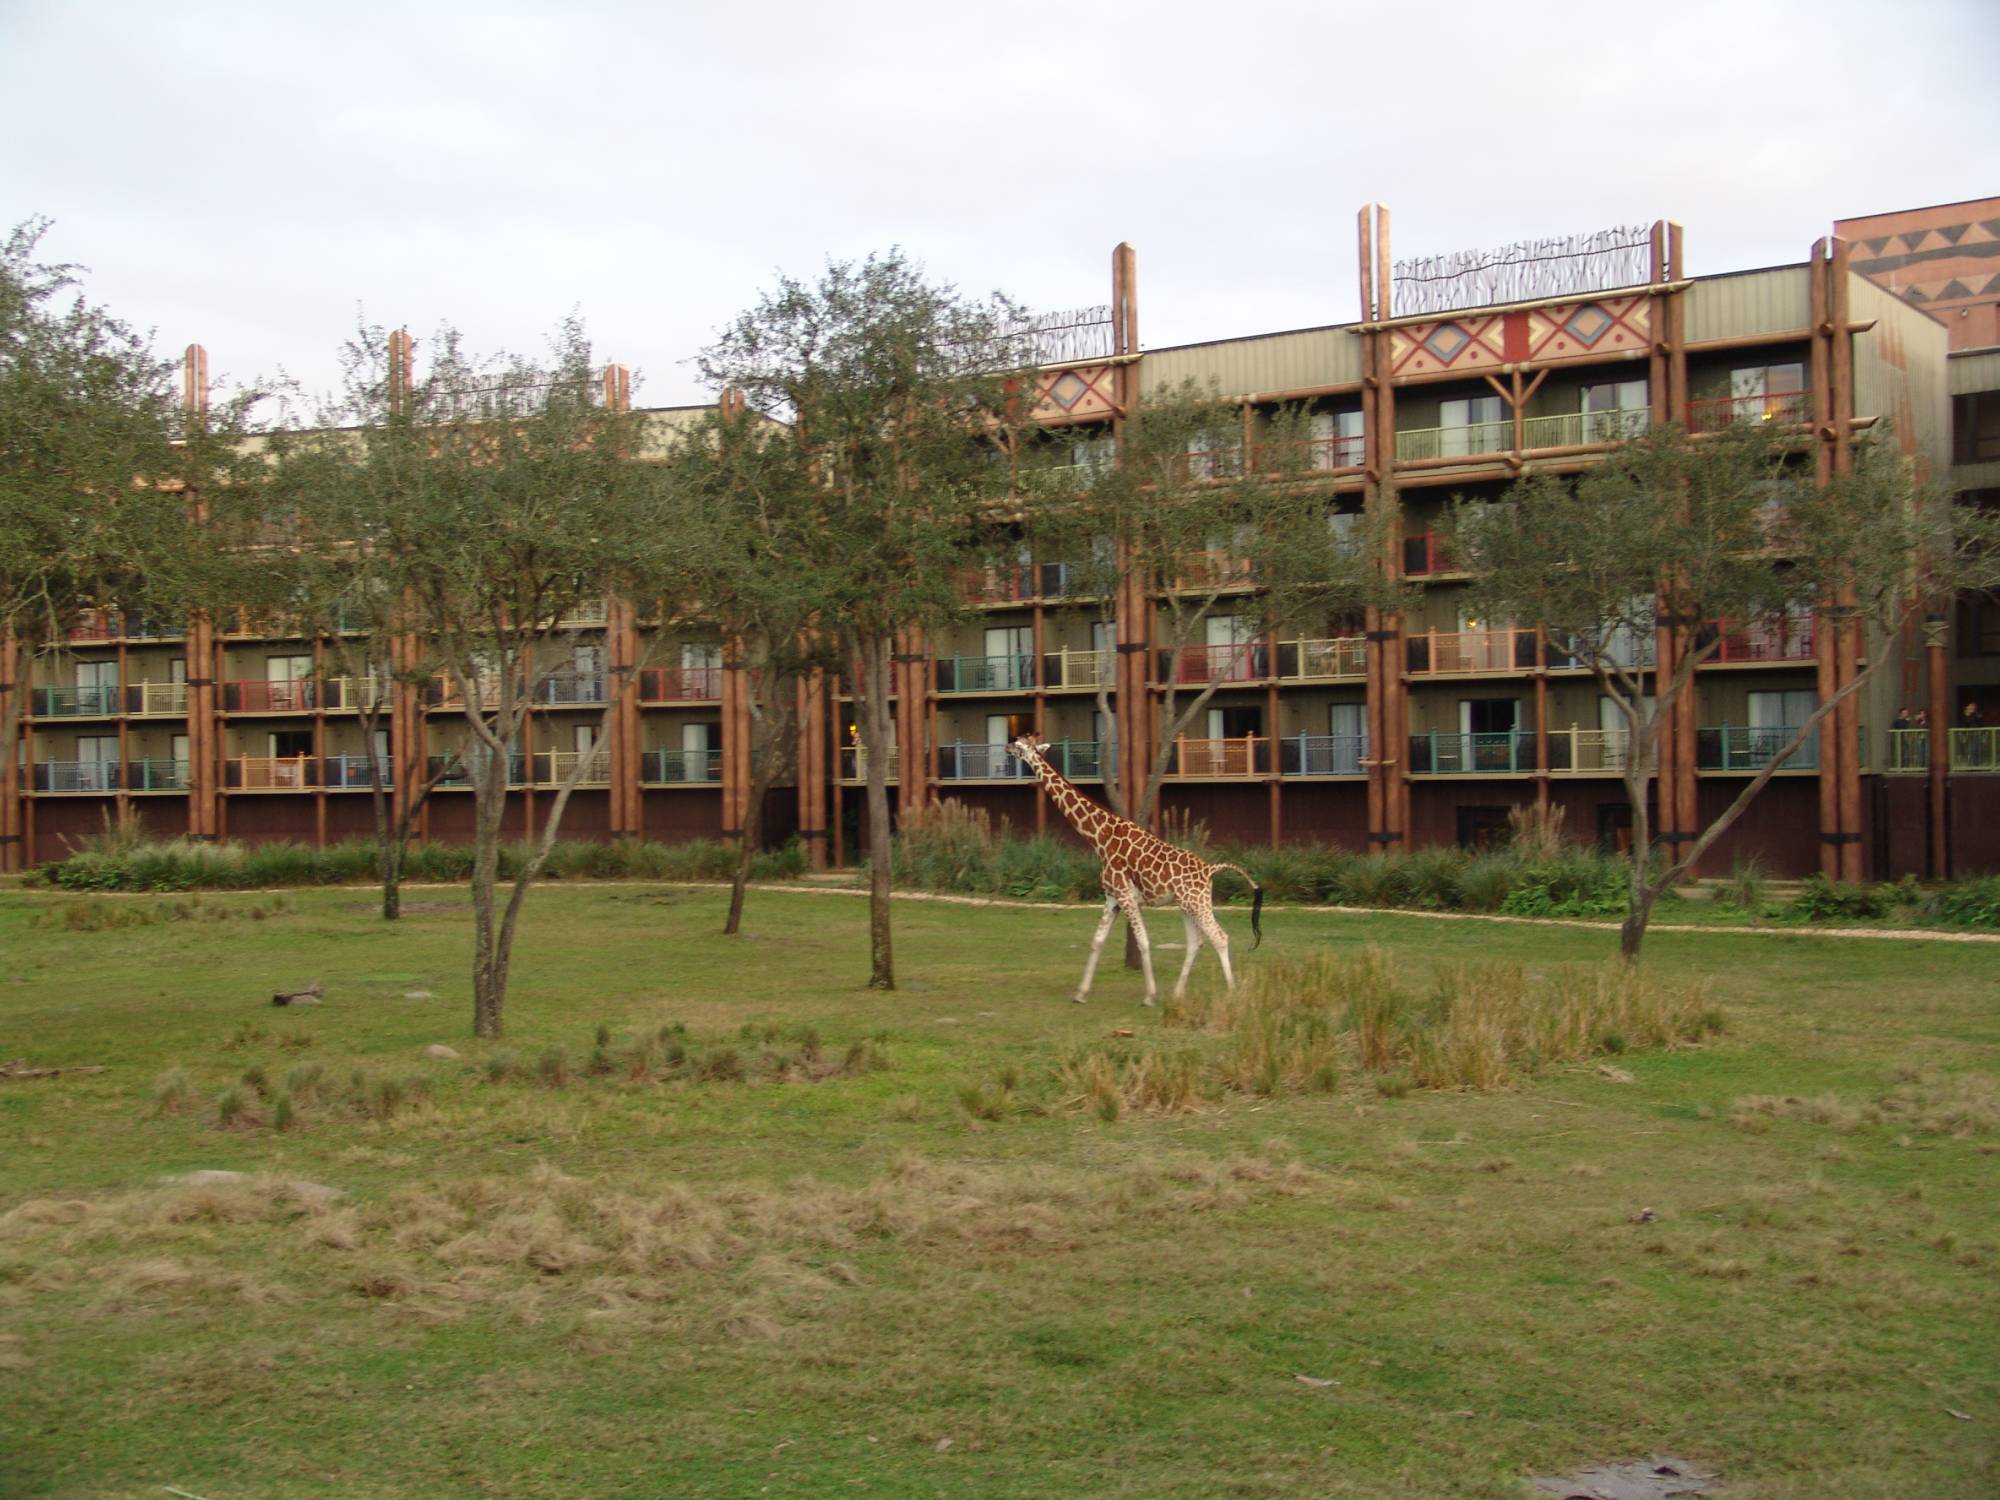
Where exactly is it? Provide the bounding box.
[1440,395,1505,457]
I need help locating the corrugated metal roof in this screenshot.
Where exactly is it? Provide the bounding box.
[1683,265,1811,343]
[1947,348,2000,396]
[1140,324,1361,397]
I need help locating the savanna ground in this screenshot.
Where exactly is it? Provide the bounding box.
[0,883,1995,1499]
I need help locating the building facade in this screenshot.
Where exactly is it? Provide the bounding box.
[4,206,1994,878]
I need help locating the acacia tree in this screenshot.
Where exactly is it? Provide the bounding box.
[0,219,261,831]
[660,407,839,935]
[1029,379,1389,826]
[260,328,470,920]
[1451,419,2000,960]
[699,252,1037,989]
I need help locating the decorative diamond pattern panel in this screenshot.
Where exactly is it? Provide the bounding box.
[1388,315,1506,377]
[1524,297,1650,362]
[1032,364,1117,421]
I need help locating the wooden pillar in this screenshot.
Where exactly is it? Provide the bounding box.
[114,634,132,827]
[1808,242,1842,879]
[1031,599,1048,835]
[311,635,328,847]
[1827,239,1864,884]
[829,676,846,867]
[795,667,828,869]
[1532,634,1550,813]
[606,597,642,838]
[0,636,20,872]
[1925,618,1950,877]
[1266,659,1281,847]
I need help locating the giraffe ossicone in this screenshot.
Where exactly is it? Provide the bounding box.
[1007,736,1262,1006]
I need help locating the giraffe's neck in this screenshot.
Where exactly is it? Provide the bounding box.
[1030,756,1109,843]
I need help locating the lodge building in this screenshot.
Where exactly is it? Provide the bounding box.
[3,200,1996,879]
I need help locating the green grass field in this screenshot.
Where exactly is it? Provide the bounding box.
[1,884,1995,1498]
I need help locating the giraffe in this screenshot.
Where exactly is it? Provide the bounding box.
[1008,736,1262,1005]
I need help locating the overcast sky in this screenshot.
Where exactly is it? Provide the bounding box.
[3,0,1994,409]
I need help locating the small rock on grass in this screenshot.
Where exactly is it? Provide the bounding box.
[422,1044,460,1060]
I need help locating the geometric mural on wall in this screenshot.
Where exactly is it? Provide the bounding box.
[1388,296,1651,377]
[1033,362,1118,422]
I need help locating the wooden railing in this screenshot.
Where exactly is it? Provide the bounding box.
[1042,647,1113,690]
[1545,727,1632,773]
[1706,615,1815,664]
[1395,420,1512,462]
[1277,636,1367,681]
[837,748,899,783]
[640,665,723,702]
[1405,627,1537,675]
[1520,409,1652,450]
[128,681,190,716]
[1402,531,1457,576]
[1159,643,1267,685]
[1687,389,1810,434]
[1167,735,1267,778]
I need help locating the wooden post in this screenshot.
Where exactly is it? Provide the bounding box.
[311,634,327,847]
[1807,242,1842,879]
[1925,617,1950,877]
[0,636,19,872]
[182,345,222,846]
[1828,239,1864,884]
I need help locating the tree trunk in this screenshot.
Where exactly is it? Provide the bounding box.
[724,770,772,936]
[469,741,507,1037]
[382,842,403,922]
[860,630,895,990]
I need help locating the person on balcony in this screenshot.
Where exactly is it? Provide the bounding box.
[1894,707,1914,731]
[1964,702,1986,729]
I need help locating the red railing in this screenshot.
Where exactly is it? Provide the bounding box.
[953,565,1036,605]
[1403,531,1456,576]
[1172,550,1254,589]
[1687,389,1811,435]
[640,665,723,701]
[65,609,120,641]
[1160,643,1267,685]
[1710,615,1815,663]
[223,678,319,712]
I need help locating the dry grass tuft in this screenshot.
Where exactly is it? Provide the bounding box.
[1733,1071,1997,1139]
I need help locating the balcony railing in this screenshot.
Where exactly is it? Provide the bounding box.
[1543,630,1657,671]
[555,600,609,629]
[1171,551,1254,590]
[32,760,121,792]
[226,755,319,790]
[123,614,181,640]
[323,676,390,712]
[1042,647,1113,690]
[838,748,898,783]
[1546,727,1633,773]
[322,754,392,789]
[31,685,122,718]
[533,749,611,787]
[127,758,190,791]
[640,665,723,702]
[1396,420,1513,463]
[1406,627,1538,675]
[936,653,1035,693]
[64,610,120,642]
[532,672,607,706]
[127,681,190,716]
[936,742,1032,781]
[954,563,1078,604]
[643,747,723,784]
[1280,733,1368,777]
[1887,727,2000,773]
[1402,531,1457,576]
[1696,724,1818,772]
[1706,616,1815,664]
[430,672,507,709]
[1167,735,1268,778]
[224,678,320,712]
[1520,409,1653,450]
[1409,731,1539,774]
[1159,643,1268,685]
[1277,636,1367,681]
[1687,389,1811,434]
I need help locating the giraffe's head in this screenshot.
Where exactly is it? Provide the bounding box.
[1007,736,1053,770]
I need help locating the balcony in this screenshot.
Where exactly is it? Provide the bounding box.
[31,760,121,793]
[1409,731,1538,775]
[1280,733,1368,777]
[1402,531,1457,577]
[224,678,320,713]
[127,758,190,791]
[1171,551,1254,590]
[127,682,190,716]
[1395,420,1512,463]
[1886,727,2000,773]
[63,610,121,642]
[1166,735,1269,778]
[1543,630,1657,671]
[226,755,319,790]
[1277,636,1367,682]
[322,677,390,712]
[954,562,1079,605]
[1546,727,1632,774]
[532,672,607,706]
[837,748,898,783]
[936,742,1031,781]
[430,673,506,710]
[1159,643,1268,686]
[31,685,122,718]
[322,754,391,789]
[1406,627,1537,676]
[640,665,723,702]
[936,653,1035,693]
[1696,724,1818,772]
[1520,409,1653,451]
[1687,389,1811,434]
[643,747,723,785]
[556,600,609,629]
[1042,647,1113,691]
[1705,616,1815,665]
[529,749,611,787]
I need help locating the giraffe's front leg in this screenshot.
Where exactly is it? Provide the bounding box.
[1073,892,1120,1002]
[1120,881,1158,1006]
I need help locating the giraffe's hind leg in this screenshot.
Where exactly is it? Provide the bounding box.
[1073,892,1120,1003]
[1172,907,1203,1000]
[1115,880,1159,1006]
[1193,900,1235,990]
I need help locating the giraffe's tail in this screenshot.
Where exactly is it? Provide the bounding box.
[1214,863,1264,948]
